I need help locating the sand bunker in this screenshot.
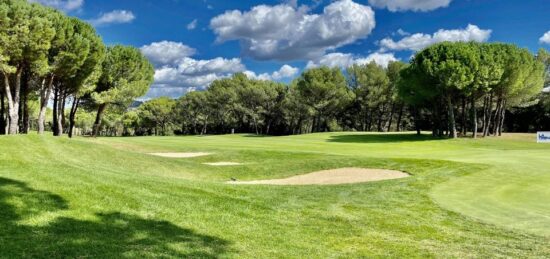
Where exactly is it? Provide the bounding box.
[148,152,212,158]
[203,162,242,166]
[229,168,409,185]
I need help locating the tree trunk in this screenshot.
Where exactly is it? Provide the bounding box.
[471,95,478,139]
[201,115,209,135]
[0,88,5,135]
[387,101,395,132]
[413,106,421,135]
[59,92,67,134]
[396,104,404,132]
[19,70,29,134]
[3,70,22,135]
[493,98,502,136]
[266,120,271,135]
[461,97,467,136]
[68,97,79,138]
[52,87,59,136]
[93,103,107,137]
[483,93,493,137]
[447,95,457,138]
[38,76,54,134]
[481,95,487,135]
[253,115,259,135]
[498,99,507,136]
[377,105,385,132]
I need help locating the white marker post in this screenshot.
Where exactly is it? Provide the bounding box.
[537,132,550,143]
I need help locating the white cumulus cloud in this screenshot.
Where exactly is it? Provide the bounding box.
[140,41,300,99]
[379,24,491,52]
[368,0,451,12]
[540,31,550,44]
[306,52,398,69]
[140,41,197,66]
[28,0,83,12]
[244,64,299,80]
[210,0,375,61]
[90,10,135,26]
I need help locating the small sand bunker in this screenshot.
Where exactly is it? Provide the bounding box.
[148,152,211,158]
[229,168,409,185]
[203,162,242,166]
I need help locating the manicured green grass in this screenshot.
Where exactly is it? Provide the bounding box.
[1,132,549,258]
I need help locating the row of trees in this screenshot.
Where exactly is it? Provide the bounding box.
[104,64,416,136]
[0,0,153,137]
[399,42,547,138]
[118,43,547,138]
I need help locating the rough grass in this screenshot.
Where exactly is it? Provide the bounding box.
[0,132,549,258]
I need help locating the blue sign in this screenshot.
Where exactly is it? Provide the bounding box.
[538,132,550,143]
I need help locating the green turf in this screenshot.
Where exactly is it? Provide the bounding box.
[0,132,549,258]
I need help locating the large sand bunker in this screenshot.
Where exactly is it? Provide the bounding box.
[148,152,212,158]
[229,168,409,185]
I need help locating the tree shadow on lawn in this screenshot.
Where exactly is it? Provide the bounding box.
[328,133,442,143]
[0,177,231,258]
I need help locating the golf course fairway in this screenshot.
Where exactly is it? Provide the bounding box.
[0,132,549,257]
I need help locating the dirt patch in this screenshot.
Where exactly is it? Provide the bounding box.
[203,162,242,166]
[148,152,212,158]
[228,168,409,185]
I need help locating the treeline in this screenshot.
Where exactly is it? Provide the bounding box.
[0,0,153,137]
[99,64,416,136]
[120,43,548,138]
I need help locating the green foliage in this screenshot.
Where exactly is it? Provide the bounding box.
[0,0,55,75]
[93,45,154,107]
[138,97,177,135]
[399,42,546,137]
[295,66,354,116]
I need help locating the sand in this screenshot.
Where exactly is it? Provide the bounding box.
[203,162,243,166]
[228,168,409,185]
[148,152,212,158]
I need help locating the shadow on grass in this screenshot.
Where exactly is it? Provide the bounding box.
[328,133,442,143]
[0,177,230,258]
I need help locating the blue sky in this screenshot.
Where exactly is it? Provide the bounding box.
[32,0,550,99]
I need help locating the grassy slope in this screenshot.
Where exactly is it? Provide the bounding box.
[0,133,548,258]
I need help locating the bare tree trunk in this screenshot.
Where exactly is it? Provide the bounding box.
[38,76,53,134]
[483,93,493,137]
[59,91,67,134]
[493,98,502,136]
[253,115,259,135]
[413,106,421,135]
[0,88,5,135]
[19,70,29,134]
[68,97,79,138]
[447,95,457,138]
[498,99,507,136]
[52,87,59,136]
[387,101,395,132]
[377,105,385,132]
[481,95,487,135]
[461,97,467,136]
[201,115,209,135]
[266,120,271,135]
[471,95,478,139]
[93,103,107,137]
[3,70,22,135]
[396,104,404,132]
